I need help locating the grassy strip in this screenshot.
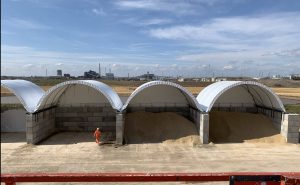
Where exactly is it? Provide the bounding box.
[1,104,24,112]
[284,104,300,114]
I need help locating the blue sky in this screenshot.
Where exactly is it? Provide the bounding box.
[1,0,300,77]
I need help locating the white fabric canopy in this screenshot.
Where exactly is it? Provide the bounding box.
[197,81,285,112]
[122,81,202,111]
[1,80,45,112]
[2,80,123,112]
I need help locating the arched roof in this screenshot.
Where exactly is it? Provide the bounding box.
[196,81,285,112]
[35,80,123,112]
[122,81,202,111]
[1,79,45,112]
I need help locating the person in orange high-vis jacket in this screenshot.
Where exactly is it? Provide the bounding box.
[94,128,101,144]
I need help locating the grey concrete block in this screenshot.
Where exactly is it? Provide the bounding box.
[287,136,299,143]
[107,112,116,117]
[102,107,113,112]
[27,138,33,144]
[289,126,300,133]
[88,117,103,122]
[102,126,115,132]
[26,132,33,138]
[87,107,103,112]
[87,127,96,131]
[62,122,76,127]
[91,122,101,126]
[103,116,116,122]
[116,120,123,127]
[199,113,209,144]
[93,112,107,116]
[77,112,94,117]
[56,112,77,117]
[287,132,300,138]
[64,117,86,122]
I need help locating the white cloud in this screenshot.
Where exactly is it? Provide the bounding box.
[91,8,106,15]
[142,18,172,26]
[122,18,172,27]
[223,65,233,70]
[262,48,300,57]
[3,18,51,30]
[55,63,63,66]
[148,12,300,50]
[114,0,199,15]
[23,64,33,68]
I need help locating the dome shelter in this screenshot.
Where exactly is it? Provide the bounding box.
[1,80,45,113]
[197,81,285,113]
[123,81,201,112]
[1,80,44,135]
[120,81,203,144]
[1,80,123,144]
[196,81,298,144]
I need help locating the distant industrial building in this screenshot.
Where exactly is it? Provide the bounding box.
[105,73,114,80]
[178,77,185,82]
[84,70,99,78]
[64,74,71,78]
[57,70,62,77]
[290,74,300,80]
[138,72,155,81]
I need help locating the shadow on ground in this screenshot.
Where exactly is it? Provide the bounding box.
[1,132,26,143]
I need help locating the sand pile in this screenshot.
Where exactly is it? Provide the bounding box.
[209,111,285,143]
[124,111,200,145]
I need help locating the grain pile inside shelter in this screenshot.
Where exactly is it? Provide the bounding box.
[124,111,200,145]
[209,111,285,143]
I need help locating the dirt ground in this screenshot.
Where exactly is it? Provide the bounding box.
[1,132,300,173]
[1,132,300,184]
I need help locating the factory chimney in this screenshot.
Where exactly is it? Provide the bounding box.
[99,62,101,78]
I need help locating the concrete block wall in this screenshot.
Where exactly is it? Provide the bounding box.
[211,106,283,132]
[189,108,210,144]
[199,113,209,144]
[127,105,190,118]
[257,107,283,131]
[211,105,257,113]
[189,108,200,128]
[116,113,125,145]
[281,113,300,143]
[26,108,56,144]
[55,105,116,137]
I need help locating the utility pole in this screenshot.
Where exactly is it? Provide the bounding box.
[99,62,101,78]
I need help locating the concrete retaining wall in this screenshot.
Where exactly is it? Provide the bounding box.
[199,113,209,144]
[211,106,283,132]
[211,106,257,113]
[189,108,200,129]
[1,109,26,132]
[55,105,116,135]
[189,108,209,144]
[116,113,125,145]
[257,107,283,131]
[26,108,56,144]
[127,106,190,118]
[281,113,300,143]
